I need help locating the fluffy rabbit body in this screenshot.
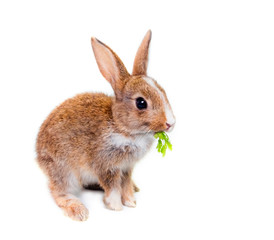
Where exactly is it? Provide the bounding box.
[36,30,175,221]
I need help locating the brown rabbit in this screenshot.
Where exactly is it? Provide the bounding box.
[36,30,175,221]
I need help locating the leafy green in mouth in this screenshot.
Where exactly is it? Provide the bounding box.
[154,131,172,157]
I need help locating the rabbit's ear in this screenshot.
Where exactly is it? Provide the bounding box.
[132,30,152,76]
[91,38,130,98]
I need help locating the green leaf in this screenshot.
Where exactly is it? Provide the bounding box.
[161,144,167,157]
[162,131,169,140]
[154,131,172,157]
[166,141,172,151]
[157,139,162,152]
[154,133,159,139]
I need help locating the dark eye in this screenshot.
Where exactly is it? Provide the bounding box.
[136,97,147,110]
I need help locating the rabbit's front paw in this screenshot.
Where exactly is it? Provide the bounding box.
[122,195,136,208]
[104,189,123,211]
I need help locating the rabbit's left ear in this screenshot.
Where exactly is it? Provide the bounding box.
[132,30,152,76]
[91,37,130,99]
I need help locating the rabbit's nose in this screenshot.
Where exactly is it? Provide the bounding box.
[166,123,175,132]
[166,122,174,132]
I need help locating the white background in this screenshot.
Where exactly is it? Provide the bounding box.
[0,0,273,239]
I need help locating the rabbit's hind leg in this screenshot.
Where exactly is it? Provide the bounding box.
[49,175,89,221]
[49,182,89,221]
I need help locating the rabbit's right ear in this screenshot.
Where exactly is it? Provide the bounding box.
[132,30,152,76]
[91,38,130,99]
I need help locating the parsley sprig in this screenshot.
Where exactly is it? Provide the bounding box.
[154,132,172,157]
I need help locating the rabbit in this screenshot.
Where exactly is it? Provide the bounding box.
[36,30,175,221]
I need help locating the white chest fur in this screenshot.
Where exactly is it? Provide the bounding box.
[108,133,154,169]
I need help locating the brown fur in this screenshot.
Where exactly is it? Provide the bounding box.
[36,30,175,221]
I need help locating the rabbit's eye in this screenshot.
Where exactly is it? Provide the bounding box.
[136,97,147,110]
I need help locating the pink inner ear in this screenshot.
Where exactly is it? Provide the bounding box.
[132,30,152,76]
[92,39,120,85]
[91,38,130,97]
